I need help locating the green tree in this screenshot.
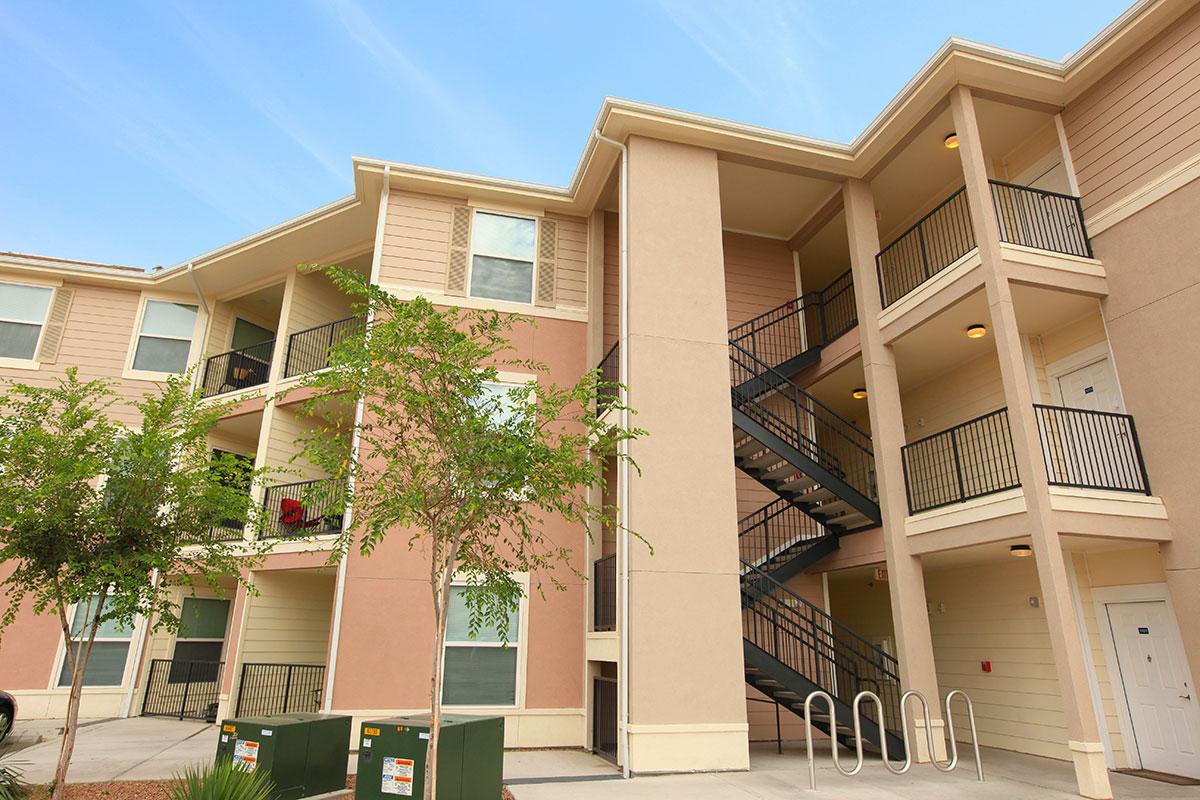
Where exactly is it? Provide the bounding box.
[0,369,267,800]
[294,267,644,800]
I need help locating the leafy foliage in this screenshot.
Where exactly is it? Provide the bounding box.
[293,266,645,799]
[0,368,271,800]
[169,760,276,800]
[0,722,30,800]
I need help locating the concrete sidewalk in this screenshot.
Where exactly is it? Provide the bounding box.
[508,744,1200,800]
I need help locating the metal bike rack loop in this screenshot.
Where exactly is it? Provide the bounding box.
[802,688,983,790]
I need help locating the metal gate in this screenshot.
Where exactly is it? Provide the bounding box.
[592,675,617,763]
[236,663,325,716]
[141,659,224,721]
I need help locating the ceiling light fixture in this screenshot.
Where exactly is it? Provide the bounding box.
[1010,544,1033,558]
[966,323,987,339]
[944,132,959,149]
[851,388,867,400]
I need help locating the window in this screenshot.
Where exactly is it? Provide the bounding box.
[476,381,526,428]
[442,585,520,706]
[169,597,230,681]
[56,596,134,687]
[230,318,274,350]
[0,282,54,360]
[132,299,198,373]
[469,212,536,304]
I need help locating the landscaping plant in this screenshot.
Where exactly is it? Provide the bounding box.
[169,761,275,800]
[0,369,269,800]
[294,267,644,800]
[0,722,29,800]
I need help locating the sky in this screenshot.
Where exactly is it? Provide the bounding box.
[0,0,1132,269]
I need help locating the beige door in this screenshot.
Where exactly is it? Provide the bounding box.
[1056,357,1122,412]
[1107,601,1200,777]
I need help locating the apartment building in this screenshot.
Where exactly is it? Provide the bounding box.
[2,1,1200,797]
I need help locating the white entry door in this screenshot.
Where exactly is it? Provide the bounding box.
[1106,600,1200,777]
[1056,356,1122,412]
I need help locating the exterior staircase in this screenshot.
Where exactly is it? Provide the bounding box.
[729,290,903,754]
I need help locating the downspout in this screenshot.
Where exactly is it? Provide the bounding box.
[592,130,630,779]
[186,263,210,392]
[323,166,390,712]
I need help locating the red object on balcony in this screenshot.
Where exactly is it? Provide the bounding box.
[279,498,307,525]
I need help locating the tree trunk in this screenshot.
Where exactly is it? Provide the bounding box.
[424,562,454,800]
[51,593,105,800]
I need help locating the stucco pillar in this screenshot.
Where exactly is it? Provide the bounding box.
[842,177,946,760]
[951,85,1112,799]
[623,135,750,773]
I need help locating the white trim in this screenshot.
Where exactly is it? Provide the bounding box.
[466,209,539,307]
[0,278,59,364]
[1054,114,1081,197]
[1090,582,1198,772]
[1086,148,1200,236]
[123,292,205,382]
[377,283,586,323]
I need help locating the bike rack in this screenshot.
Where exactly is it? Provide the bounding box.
[802,688,983,790]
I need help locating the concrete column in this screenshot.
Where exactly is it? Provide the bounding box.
[842,178,946,760]
[623,135,749,773]
[951,85,1112,799]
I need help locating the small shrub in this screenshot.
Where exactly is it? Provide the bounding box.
[169,761,275,800]
[0,723,30,800]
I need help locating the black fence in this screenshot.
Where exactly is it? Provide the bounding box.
[901,407,1020,514]
[592,675,618,763]
[1034,404,1150,494]
[236,662,325,716]
[729,294,822,374]
[593,554,616,632]
[990,180,1092,259]
[595,342,620,414]
[284,316,365,378]
[876,187,976,309]
[201,341,275,398]
[141,659,223,721]
[817,268,857,342]
[738,498,824,571]
[260,479,345,539]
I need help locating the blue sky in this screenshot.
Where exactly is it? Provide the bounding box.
[0,0,1130,269]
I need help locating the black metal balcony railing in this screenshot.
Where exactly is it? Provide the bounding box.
[876,187,976,309]
[1034,405,1150,494]
[236,662,325,716]
[260,478,345,539]
[201,524,246,544]
[595,341,619,414]
[816,268,857,342]
[901,407,1019,514]
[593,554,616,632]
[990,180,1093,259]
[200,340,275,399]
[284,316,365,378]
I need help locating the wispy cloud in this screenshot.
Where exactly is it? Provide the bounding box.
[657,0,830,134]
[0,8,297,228]
[321,0,537,176]
[142,2,346,183]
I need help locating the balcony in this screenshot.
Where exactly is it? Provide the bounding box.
[260,478,345,539]
[592,554,616,632]
[876,182,1092,310]
[283,315,365,379]
[901,405,1150,515]
[200,341,275,399]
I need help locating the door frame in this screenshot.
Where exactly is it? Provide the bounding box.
[1091,582,1198,772]
[1045,342,1124,411]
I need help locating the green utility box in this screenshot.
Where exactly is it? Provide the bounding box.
[355,715,503,800]
[216,713,352,800]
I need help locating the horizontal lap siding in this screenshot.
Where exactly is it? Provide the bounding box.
[723,231,796,329]
[1065,4,1200,213]
[550,213,588,311]
[378,191,455,289]
[263,406,327,481]
[0,280,159,425]
[241,571,335,665]
[603,212,619,350]
[287,271,354,336]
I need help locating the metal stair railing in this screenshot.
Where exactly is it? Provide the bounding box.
[730,340,878,511]
[738,498,826,571]
[740,560,902,737]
